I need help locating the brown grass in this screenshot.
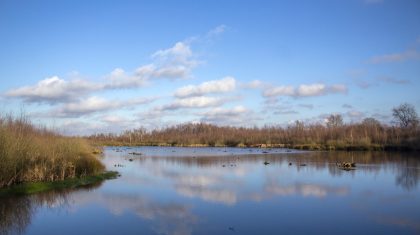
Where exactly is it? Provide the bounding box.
[0,115,104,188]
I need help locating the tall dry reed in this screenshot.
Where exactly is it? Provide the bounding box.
[0,115,104,188]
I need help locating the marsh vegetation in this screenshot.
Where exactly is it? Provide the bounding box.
[0,115,105,189]
[89,104,420,151]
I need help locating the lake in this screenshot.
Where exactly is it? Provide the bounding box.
[1,147,420,235]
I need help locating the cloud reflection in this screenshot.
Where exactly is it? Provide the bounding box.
[72,191,197,235]
[176,186,237,205]
[265,182,349,198]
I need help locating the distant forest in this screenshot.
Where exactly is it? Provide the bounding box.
[88,103,420,151]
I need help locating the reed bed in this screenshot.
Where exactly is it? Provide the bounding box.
[0,115,104,188]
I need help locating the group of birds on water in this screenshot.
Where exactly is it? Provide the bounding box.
[110,147,356,171]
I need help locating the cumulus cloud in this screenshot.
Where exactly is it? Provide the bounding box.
[241,80,266,89]
[174,77,236,98]
[297,84,327,97]
[5,76,101,103]
[6,41,200,104]
[60,96,115,116]
[263,83,347,98]
[49,96,156,118]
[200,105,261,126]
[150,42,198,79]
[162,96,226,110]
[203,105,247,117]
[104,67,149,89]
[263,86,295,97]
[105,42,199,89]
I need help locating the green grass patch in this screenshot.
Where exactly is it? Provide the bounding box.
[0,171,119,197]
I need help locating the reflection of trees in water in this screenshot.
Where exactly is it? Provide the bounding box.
[0,196,32,235]
[396,157,420,191]
[0,183,101,235]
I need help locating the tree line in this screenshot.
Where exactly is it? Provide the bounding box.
[88,103,420,151]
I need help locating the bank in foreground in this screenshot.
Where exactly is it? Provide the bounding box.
[0,115,111,191]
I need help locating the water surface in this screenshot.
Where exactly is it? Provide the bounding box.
[1,147,420,235]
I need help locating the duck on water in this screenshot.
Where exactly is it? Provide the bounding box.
[336,162,356,170]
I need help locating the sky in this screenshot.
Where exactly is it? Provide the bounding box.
[0,0,419,135]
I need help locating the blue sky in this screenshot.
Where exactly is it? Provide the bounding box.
[1,0,419,135]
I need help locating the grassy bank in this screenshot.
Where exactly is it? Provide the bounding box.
[0,115,106,188]
[0,171,118,197]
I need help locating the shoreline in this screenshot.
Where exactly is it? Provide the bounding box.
[96,143,419,152]
[0,171,119,197]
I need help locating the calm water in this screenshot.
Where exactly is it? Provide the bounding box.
[1,147,420,235]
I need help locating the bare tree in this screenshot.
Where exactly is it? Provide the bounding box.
[362,117,381,127]
[326,114,343,128]
[392,103,419,128]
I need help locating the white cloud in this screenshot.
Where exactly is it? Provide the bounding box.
[241,80,265,89]
[49,96,156,118]
[6,41,199,104]
[62,96,113,115]
[296,83,326,97]
[204,105,247,117]
[105,67,149,89]
[206,24,227,37]
[265,182,349,198]
[105,42,199,89]
[263,86,295,97]
[5,76,100,103]
[176,186,237,205]
[106,41,199,86]
[200,105,261,126]
[174,77,236,98]
[151,42,198,80]
[263,83,347,98]
[153,42,192,62]
[329,84,348,93]
[101,115,129,124]
[152,65,190,79]
[162,96,226,110]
